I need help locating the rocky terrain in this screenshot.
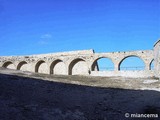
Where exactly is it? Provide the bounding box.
[0,68,160,120]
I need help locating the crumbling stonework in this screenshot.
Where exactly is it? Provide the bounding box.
[0,40,160,78]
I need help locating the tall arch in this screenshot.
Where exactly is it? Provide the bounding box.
[68,58,89,75]
[50,59,66,75]
[35,60,49,74]
[17,61,28,71]
[118,55,145,70]
[149,59,154,70]
[91,57,114,71]
[2,61,16,69]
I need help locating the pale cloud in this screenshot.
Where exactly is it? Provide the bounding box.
[40,34,52,39]
[38,40,49,45]
[38,33,52,45]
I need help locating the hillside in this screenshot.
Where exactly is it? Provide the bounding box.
[0,68,160,120]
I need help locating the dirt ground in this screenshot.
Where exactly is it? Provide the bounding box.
[0,68,160,120]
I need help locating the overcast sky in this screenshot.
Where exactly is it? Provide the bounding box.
[0,0,159,56]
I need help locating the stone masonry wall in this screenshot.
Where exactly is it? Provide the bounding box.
[0,40,160,78]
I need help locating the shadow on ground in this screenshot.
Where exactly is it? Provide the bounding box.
[0,73,160,120]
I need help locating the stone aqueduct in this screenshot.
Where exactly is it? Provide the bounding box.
[0,40,160,78]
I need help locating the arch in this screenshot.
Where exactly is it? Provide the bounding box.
[118,55,145,70]
[17,61,28,71]
[50,59,66,75]
[2,61,16,69]
[91,57,114,71]
[68,58,89,75]
[35,60,49,74]
[149,59,154,70]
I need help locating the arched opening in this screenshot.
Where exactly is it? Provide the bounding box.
[69,58,89,75]
[35,60,49,74]
[119,56,145,70]
[149,59,154,70]
[17,61,28,71]
[50,60,66,75]
[91,57,114,71]
[2,61,16,69]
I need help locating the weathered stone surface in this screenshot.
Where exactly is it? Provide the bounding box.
[154,40,160,77]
